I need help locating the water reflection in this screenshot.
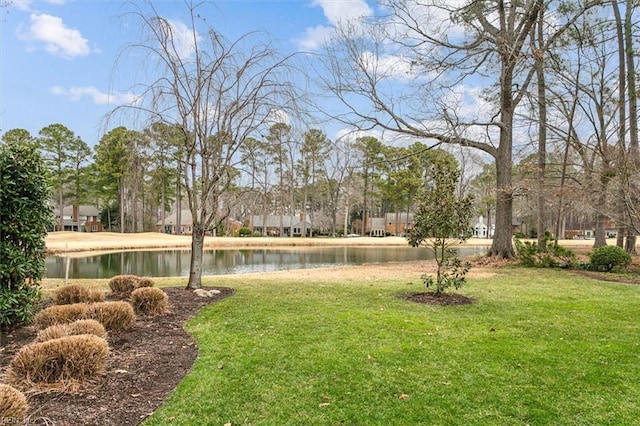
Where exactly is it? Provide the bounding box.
[45,246,488,279]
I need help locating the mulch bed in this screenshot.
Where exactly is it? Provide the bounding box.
[0,287,234,426]
[399,291,476,306]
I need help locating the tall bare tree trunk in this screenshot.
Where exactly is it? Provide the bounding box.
[186,223,204,289]
[534,9,547,249]
[624,0,638,254]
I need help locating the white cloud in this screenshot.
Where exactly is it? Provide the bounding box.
[298,0,372,51]
[18,13,90,59]
[51,86,139,105]
[12,0,65,12]
[311,0,373,26]
[360,51,420,82]
[297,25,334,51]
[164,19,200,60]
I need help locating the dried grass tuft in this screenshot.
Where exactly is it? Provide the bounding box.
[34,303,90,329]
[135,277,155,289]
[0,384,28,422]
[87,301,135,331]
[35,319,107,343]
[53,284,105,305]
[108,275,140,296]
[131,287,169,316]
[4,335,109,393]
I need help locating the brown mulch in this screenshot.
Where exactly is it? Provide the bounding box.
[399,291,476,306]
[0,287,234,426]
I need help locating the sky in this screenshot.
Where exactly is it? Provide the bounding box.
[0,0,376,147]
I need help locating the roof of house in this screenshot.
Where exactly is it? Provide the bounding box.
[53,205,100,217]
[371,218,386,229]
[385,213,414,222]
[250,215,311,228]
[157,210,242,227]
[159,210,193,226]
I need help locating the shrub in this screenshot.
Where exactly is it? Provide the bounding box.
[88,301,135,331]
[35,319,107,343]
[136,277,155,289]
[0,139,53,332]
[53,284,105,305]
[589,246,632,272]
[238,227,252,237]
[4,334,109,392]
[34,303,90,329]
[108,275,140,296]
[0,285,41,331]
[514,236,576,269]
[0,384,28,422]
[131,287,169,316]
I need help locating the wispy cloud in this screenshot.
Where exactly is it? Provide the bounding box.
[18,13,90,59]
[165,19,200,60]
[12,0,65,12]
[51,86,139,105]
[311,0,373,26]
[297,0,372,51]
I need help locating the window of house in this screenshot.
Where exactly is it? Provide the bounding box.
[91,225,98,232]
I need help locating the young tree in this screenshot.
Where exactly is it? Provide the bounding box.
[407,150,474,295]
[0,136,53,340]
[118,1,298,288]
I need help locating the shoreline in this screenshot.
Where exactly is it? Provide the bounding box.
[45,231,608,256]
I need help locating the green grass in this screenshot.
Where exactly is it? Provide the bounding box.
[143,269,640,425]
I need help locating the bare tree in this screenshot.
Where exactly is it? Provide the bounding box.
[118,1,298,288]
[318,0,596,257]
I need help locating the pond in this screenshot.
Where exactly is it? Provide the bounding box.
[45,246,489,279]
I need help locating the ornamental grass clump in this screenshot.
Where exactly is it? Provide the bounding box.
[88,301,135,331]
[108,275,140,296]
[4,334,109,392]
[35,319,107,343]
[0,384,28,422]
[136,277,155,289]
[108,275,155,297]
[131,287,169,317]
[34,303,90,329]
[53,284,105,305]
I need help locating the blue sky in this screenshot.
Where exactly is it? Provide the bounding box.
[1,0,375,147]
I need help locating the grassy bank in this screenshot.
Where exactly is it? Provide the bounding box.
[142,268,640,425]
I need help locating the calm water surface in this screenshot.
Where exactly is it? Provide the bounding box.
[45,246,489,279]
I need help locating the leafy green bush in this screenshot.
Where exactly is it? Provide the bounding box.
[589,246,632,272]
[0,286,41,331]
[238,227,252,237]
[514,236,576,269]
[0,138,53,332]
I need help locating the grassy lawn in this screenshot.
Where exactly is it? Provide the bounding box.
[141,268,640,425]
